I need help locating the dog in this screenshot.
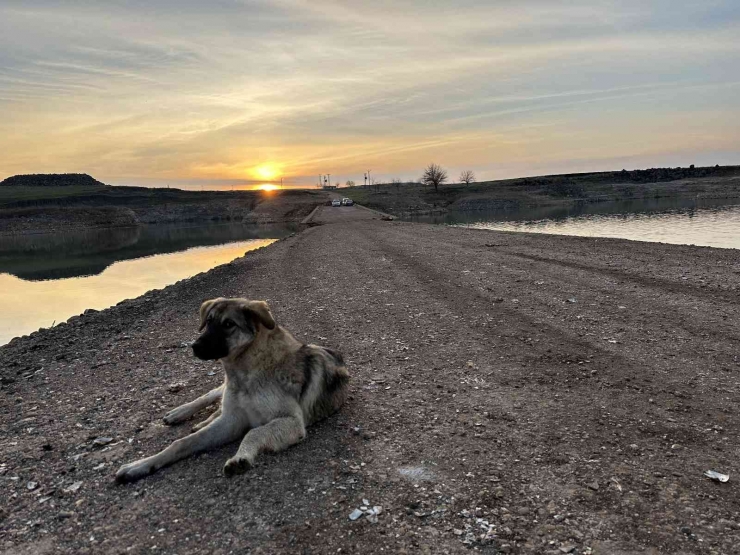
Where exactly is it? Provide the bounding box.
[115,297,349,483]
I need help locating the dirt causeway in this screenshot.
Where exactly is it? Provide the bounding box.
[1,205,739,554]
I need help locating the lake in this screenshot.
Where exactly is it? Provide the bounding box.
[406,197,740,250]
[0,223,294,345]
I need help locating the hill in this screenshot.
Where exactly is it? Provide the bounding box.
[0,174,326,233]
[0,173,109,188]
[347,165,740,215]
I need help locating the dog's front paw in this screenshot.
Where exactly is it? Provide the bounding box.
[223,456,253,478]
[115,460,153,484]
[163,406,192,425]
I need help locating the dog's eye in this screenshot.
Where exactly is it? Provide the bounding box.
[223,320,234,329]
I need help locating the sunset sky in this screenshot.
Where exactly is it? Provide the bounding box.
[1,0,738,189]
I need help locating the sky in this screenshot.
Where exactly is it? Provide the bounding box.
[1,0,739,189]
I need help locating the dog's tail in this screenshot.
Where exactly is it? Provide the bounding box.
[300,345,349,425]
[322,346,344,366]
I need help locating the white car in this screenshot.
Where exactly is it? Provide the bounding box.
[331,199,341,207]
[341,198,354,206]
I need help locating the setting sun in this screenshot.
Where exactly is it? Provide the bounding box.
[257,183,278,191]
[253,164,279,181]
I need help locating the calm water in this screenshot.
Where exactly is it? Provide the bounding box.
[0,223,293,345]
[406,198,740,250]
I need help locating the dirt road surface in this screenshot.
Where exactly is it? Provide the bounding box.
[2,204,740,554]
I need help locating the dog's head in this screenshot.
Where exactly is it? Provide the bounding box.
[192,297,276,361]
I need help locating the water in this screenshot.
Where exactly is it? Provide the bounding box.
[0,223,294,345]
[406,197,740,250]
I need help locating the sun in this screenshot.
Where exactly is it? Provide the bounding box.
[257,183,279,191]
[253,164,279,181]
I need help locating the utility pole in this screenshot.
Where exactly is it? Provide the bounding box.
[367,169,372,187]
[328,174,331,188]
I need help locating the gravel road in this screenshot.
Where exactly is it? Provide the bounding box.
[2,204,739,554]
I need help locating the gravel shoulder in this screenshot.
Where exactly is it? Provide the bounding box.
[1,205,739,554]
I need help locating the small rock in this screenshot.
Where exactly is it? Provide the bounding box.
[349,509,363,521]
[351,426,361,436]
[587,481,600,491]
[566,298,577,303]
[628,444,639,450]
[63,481,83,493]
[704,470,729,483]
[559,544,576,553]
[92,437,113,447]
[27,481,38,491]
[58,511,74,519]
[168,383,186,393]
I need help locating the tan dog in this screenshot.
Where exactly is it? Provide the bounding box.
[115,298,349,483]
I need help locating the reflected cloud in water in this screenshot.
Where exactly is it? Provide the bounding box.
[0,239,276,346]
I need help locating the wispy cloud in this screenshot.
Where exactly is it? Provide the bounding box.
[0,0,738,186]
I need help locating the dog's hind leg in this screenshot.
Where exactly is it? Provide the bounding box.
[192,406,221,432]
[223,415,306,477]
[116,413,244,483]
[163,384,224,425]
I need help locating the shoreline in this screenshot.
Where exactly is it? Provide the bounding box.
[2,209,739,553]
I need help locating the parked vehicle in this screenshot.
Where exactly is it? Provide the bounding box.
[341,198,354,206]
[331,199,342,207]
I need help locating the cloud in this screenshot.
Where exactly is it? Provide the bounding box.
[0,0,738,185]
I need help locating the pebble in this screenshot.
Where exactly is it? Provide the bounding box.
[587,481,600,491]
[27,481,38,490]
[92,437,113,447]
[63,481,83,493]
[349,509,363,521]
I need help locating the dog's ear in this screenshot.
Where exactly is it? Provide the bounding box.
[242,300,276,330]
[198,298,221,331]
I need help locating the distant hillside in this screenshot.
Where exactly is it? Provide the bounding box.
[0,173,109,188]
[347,164,740,215]
[0,173,327,233]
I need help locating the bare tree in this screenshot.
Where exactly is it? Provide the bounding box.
[346,180,355,187]
[421,163,448,192]
[459,170,475,184]
[391,178,402,193]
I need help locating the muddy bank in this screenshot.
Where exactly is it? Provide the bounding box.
[0,206,138,235]
[1,207,739,554]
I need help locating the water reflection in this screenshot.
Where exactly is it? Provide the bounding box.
[0,239,276,345]
[405,198,740,250]
[0,222,295,280]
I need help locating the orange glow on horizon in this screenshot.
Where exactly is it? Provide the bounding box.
[252,164,280,181]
